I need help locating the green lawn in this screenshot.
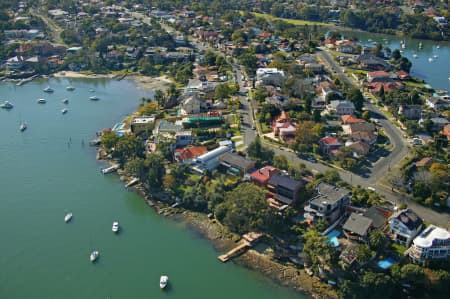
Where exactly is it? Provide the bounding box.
[247,12,331,27]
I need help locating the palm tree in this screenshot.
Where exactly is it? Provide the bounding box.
[369,229,387,251]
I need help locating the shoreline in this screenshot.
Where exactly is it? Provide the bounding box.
[104,162,336,299]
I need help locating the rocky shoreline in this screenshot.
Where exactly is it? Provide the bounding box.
[105,164,337,299]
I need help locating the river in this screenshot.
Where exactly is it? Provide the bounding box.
[0,78,301,299]
[340,30,450,91]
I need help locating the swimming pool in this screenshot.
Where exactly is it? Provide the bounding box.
[378,257,396,269]
[327,229,341,248]
[112,123,124,131]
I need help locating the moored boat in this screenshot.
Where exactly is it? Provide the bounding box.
[19,122,27,132]
[64,212,73,223]
[62,98,69,104]
[43,86,54,93]
[159,275,168,289]
[1,100,14,109]
[89,96,99,101]
[37,98,46,104]
[90,250,99,263]
[66,85,75,91]
[61,108,68,114]
[428,57,433,62]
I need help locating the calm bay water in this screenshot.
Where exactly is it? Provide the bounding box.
[0,78,301,299]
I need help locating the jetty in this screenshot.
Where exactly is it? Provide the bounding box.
[16,75,38,86]
[101,164,119,174]
[125,177,139,188]
[218,232,263,263]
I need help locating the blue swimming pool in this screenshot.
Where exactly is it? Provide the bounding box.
[327,229,341,248]
[113,123,124,131]
[378,257,396,269]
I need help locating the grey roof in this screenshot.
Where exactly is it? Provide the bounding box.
[329,100,355,109]
[391,209,423,231]
[357,54,392,70]
[343,213,373,236]
[363,206,389,229]
[431,117,449,125]
[219,152,255,171]
[268,174,304,191]
[274,194,294,205]
[311,182,350,205]
[349,122,376,132]
[158,120,182,133]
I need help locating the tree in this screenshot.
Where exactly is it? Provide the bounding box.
[124,157,146,180]
[153,89,165,107]
[347,88,364,112]
[294,121,322,150]
[247,137,274,163]
[273,154,288,170]
[239,52,257,74]
[101,131,120,151]
[214,183,270,233]
[214,83,232,99]
[357,244,373,265]
[360,271,394,299]
[302,229,332,274]
[162,174,176,192]
[391,49,401,60]
[369,228,387,250]
[362,110,370,121]
[313,109,321,122]
[114,134,145,164]
[145,152,165,189]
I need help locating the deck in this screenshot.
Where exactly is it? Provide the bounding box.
[218,232,263,263]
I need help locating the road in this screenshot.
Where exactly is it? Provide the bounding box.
[30,8,65,45]
[141,13,449,227]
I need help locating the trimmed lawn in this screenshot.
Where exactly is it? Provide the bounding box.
[247,12,331,27]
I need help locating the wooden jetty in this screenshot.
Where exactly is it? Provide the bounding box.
[125,177,139,188]
[101,164,119,174]
[218,232,263,263]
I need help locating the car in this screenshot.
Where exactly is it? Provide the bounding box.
[306,157,317,163]
[251,126,256,130]
[367,187,376,192]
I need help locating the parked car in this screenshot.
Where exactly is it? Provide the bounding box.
[306,157,317,163]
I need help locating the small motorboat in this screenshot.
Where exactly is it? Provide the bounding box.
[43,86,54,93]
[433,55,438,59]
[37,98,46,104]
[64,212,73,223]
[66,85,75,91]
[159,275,168,289]
[61,108,68,114]
[89,96,99,101]
[62,98,69,104]
[89,89,95,92]
[90,250,99,263]
[428,57,433,62]
[436,45,440,49]
[418,42,422,49]
[112,221,119,233]
[19,122,27,132]
[1,100,13,109]
[412,53,418,59]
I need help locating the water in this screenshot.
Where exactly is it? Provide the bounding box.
[340,31,450,91]
[0,78,302,299]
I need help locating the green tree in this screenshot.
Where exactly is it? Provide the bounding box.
[101,131,120,151]
[369,228,387,251]
[153,89,165,107]
[247,137,274,164]
[214,83,232,99]
[145,152,165,189]
[357,244,373,265]
[391,49,401,60]
[302,229,332,274]
[124,157,146,180]
[360,271,394,299]
[114,134,145,164]
[347,88,364,112]
[273,154,288,170]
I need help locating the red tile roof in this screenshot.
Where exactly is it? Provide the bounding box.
[174,146,207,162]
[341,115,366,124]
[320,136,340,145]
[250,166,279,183]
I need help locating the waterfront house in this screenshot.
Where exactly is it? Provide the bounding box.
[175,131,194,147]
[130,116,156,135]
[389,208,423,247]
[179,94,202,115]
[191,145,232,174]
[174,146,207,164]
[250,166,280,187]
[408,225,450,264]
[367,71,396,83]
[319,136,342,155]
[154,120,183,135]
[398,105,422,120]
[343,213,373,243]
[326,100,355,115]
[218,152,255,175]
[304,182,351,224]
[267,174,305,206]
[357,54,392,71]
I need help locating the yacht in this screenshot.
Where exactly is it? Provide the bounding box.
[43,86,54,93]
[1,100,13,109]
[433,55,438,59]
[64,212,73,223]
[412,53,418,59]
[436,45,440,49]
[89,89,95,92]
[159,275,168,289]
[62,98,69,104]
[401,42,406,49]
[89,96,99,101]
[61,108,68,114]
[66,85,75,91]
[418,42,422,49]
[37,98,46,104]
[19,122,27,132]
[428,57,433,62]
[90,250,99,263]
[112,221,119,233]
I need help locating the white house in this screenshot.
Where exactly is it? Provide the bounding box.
[256,68,286,87]
[191,145,232,173]
[326,100,355,115]
[180,94,201,115]
[409,225,450,263]
[389,209,423,247]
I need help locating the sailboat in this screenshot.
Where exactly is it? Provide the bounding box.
[19,122,27,132]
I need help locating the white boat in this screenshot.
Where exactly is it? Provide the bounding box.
[1,100,13,109]
[89,96,99,101]
[112,221,119,233]
[62,98,69,104]
[90,250,99,263]
[64,212,73,223]
[412,53,418,59]
[37,98,46,104]
[433,55,438,59]
[418,42,422,49]
[19,122,27,132]
[101,165,119,174]
[43,86,54,93]
[401,43,406,49]
[159,275,168,289]
[89,89,95,92]
[436,45,440,49]
[428,57,433,62]
[66,85,75,91]
[61,108,68,114]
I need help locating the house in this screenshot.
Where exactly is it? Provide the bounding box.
[346,141,371,157]
[367,71,393,83]
[426,97,449,110]
[304,182,351,224]
[327,100,355,115]
[304,63,324,73]
[363,206,392,230]
[175,131,194,147]
[312,98,326,109]
[441,124,450,141]
[319,136,342,155]
[343,123,376,135]
[415,157,433,168]
[174,146,207,164]
[343,213,373,243]
[6,56,25,70]
[179,94,201,115]
[130,116,156,135]
[396,70,410,80]
[256,68,286,87]
[219,152,255,175]
[357,54,392,71]
[389,209,423,247]
[335,40,358,54]
[408,225,450,264]
[318,81,342,100]
[154,120,183,135]
[341,115,365,125]
[267,174,305,206]
[398,105,422,120]
[250,166,280,187]
[191,145,232,173]
[429,117,449,131]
